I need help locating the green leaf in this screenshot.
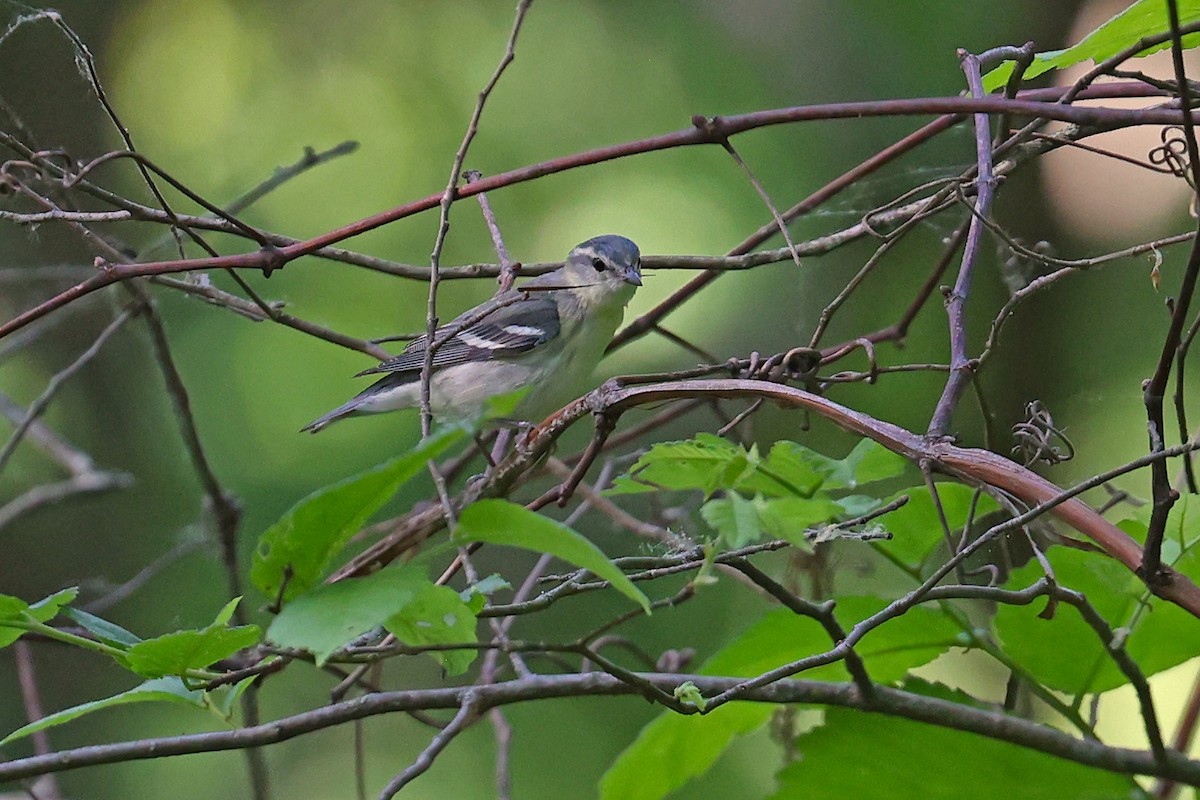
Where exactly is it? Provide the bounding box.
[872,483,999,568]
[771,691,1138,799]
[700,494,845,549]
[1,677,208,746]
[599,702,770,800]
[1121,491,1200,556]
[600,598,960,800]
[672,680,707,711]
[126,599,261,678]
[269,566,425,664]
[251,425,466,601]
[460,574,512,613]
[835,494,882,518]
[61,607,143,648]
[741,441,826,497]
[384,579,478,675]
[994,546,1198,694]
[481,387,529,420]
[605,433,748,497]
[756,495,846,545]
[267,565,478,673]
[608,436,906,502]
[210,674,258,719]
[0,587,79,649]
[700,493,763,548]
[454,500,651,614]
[825,438,908,488]
[983,0,1200,91]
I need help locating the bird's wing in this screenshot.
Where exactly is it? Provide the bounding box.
[357,294,561,376]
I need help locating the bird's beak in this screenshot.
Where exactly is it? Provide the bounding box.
[623,265,643,287]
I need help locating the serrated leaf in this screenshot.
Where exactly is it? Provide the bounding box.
[984,0,1200,91]
[600,598,959,800]
[604,434,745,497]
[807,438,907,489]
[126,600,260,678]
[772,694,1137,799]
[701,493,846,549]
[1,677,208,746]
[251,425,466,602]
[454,500,651,614]
[739,441,826,497]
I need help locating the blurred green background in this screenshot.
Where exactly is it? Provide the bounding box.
[2,0,1196,797]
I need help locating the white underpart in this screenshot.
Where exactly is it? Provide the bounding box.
[502,324,543,337]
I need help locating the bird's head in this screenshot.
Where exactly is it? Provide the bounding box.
[565,234,643,288]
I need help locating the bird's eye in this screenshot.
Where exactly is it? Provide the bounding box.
[591,257,608,272]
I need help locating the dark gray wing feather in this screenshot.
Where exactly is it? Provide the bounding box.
[357,294,560,377]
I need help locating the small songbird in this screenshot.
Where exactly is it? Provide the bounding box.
[302,235,643,433]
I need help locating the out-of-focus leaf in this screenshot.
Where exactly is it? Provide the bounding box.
[454,500,650,613]
[819,438,909,488]
[251,425,465,601]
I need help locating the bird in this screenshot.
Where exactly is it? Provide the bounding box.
[301,235,643,433]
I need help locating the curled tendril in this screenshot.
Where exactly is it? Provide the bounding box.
[1012,400,1075,467]
[1150,127,1194,187]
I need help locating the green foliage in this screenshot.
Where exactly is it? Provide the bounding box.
[61,607,143,648]
[984,0,1200,90]
[0,587,78,649]
[599,598,963,800]
[267,565,478,674]
[995,495,1200,695]
[0,590,260,743]
[251,425,466,602]
[771,682,1140,800]
[609,435,908,549]
[871,483,1001,569]
[454,499,652,613]
[125,599,260,680]
[1,677,236,747]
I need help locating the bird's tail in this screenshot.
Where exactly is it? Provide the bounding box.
[300,399,361,433]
